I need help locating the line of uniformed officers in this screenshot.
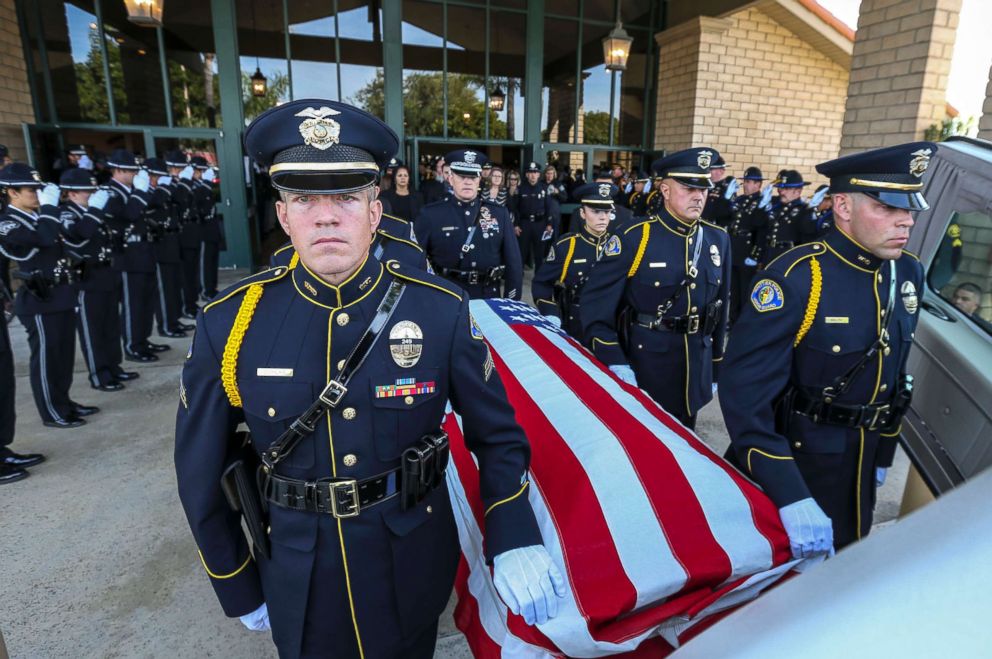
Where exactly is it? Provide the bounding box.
[0,149,221,434]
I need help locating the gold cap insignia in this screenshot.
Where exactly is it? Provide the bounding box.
[909,148,932,178]
[295,106,342,151]
[901,280,919,314]
[464,150,477,164]
[598,183,612,198]
[31,171,41,182]
[697,150,713,170]
[389,320,424,368]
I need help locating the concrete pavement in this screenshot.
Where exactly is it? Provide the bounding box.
[0,268,912,658]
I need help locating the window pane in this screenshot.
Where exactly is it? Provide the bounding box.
[490,10,525,142]
[237,0,289,121]
[445,5,487,138]
[542,17,579,144]
[289,8,340,101]
[616,29,649,146]
[162,3,221,127]
[402,0,444,137]
[929,211,992,335]
[21,0,54,123]
[101,19,166,125]
[582,0,653,25]
[43,1,103,123]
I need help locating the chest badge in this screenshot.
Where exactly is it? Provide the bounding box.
[389,320,424,367]
[710,244,721,267]
[901,280,919,315]
[604,235,622,257]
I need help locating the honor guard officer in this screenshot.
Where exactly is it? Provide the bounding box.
[1,289,46,483]
[702,155,737,229]
[720,142,936,557]
[191,157,222,301]
[727,166,770,324]
[0,165,97,427]
[414,149,522,300]
[626,171,651,219]
[515,161,553,269]
[755,169,816,264]
[165,150,201,319]
[810,184,835,237]
[533,182,615,340]
[581,148,731,429]
[56,169,136,391]
[175,99,563,659]
[143,158,186,338]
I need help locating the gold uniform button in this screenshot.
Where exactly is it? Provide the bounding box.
[337,313,350,327]
[343,454,358,467]
[883,346,891,356]
[877,274,883,282]
[794,441,802,449]
[342,407,357,420]
[691,306,698,313]
[426,505,433,514]
[832,345,841,353]
[690,283,697,290]
[880,384,888,392]
[337,359,346,371]
[267,407,276,417]
[404,395,414,405]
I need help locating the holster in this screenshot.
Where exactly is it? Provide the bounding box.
[400,430,450,511]
[220,432,270,560]
[616,305,634,352]
[14,271,51,301]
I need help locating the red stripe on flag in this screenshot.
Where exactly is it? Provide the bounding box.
[516,326,733,591]
[485,346,640,628]
[453,557,506,659]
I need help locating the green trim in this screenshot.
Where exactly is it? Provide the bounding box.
[28,0,58,125]
[156,27,174,128]
[283,0,293,101]
[442,1,449,139]
[523,0,544,153]
[382,0,404,145]
[333,0,343,101]
[14,0,43,125]
[484,0,490,141]
[93,0,117,126]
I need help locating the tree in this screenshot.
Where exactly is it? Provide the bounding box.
[924,115,977,142]
[242,71,291,122]
[169,56,222,128]
[74,29,130,124]
[583,111,618,146]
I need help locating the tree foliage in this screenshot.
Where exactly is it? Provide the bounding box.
[924,115,976,142]
[583,111,618,146]
[242,71,291,122]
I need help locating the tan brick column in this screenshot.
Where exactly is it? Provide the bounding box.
[978,61,992,140]
[0,0,36,160]
[840,0,962,154]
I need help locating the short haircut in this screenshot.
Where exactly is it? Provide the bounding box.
[955,282,983,297]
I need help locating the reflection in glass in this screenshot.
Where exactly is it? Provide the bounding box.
[490,10,525,141]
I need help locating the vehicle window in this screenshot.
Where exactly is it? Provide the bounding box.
[927,210,992,336]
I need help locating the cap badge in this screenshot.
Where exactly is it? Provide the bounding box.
[31,171,41,182]
[909,148,932,178]
[295,106,342,151]
[598,183,612,198]
[901,280,919,315]
[464,150,477,164]
[389,320,424,368]
[697,150,713,170]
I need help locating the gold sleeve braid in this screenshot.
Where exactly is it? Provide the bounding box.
[220,284,264,407]
[627,222,651,278]
[794,256,822,347]
[559,238,577,283]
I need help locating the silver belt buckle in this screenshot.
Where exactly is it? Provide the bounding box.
[319,380,348,408]
[688,315,701,334]
[329,480,361,518]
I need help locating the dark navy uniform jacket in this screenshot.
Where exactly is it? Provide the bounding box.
[755,198,816,264]
[56,200,118,293]
[269,214,427,271]
[702,178,736,228]
[151,185,182,264]
[173,179,201,250]
[102,179,155,273]
[515,181,551,224]
[532,225,609,339]
[175,255,541,658]
[581,208,732,420]
[721,229,923,546]
[414,196,523,300]
[195,179,222,244]
[728,192,769,267]
[0,205,77,315]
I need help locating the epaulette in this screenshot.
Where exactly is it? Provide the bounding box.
[378,229,424,252]
[555,233,578,246]
[381,212,409,225]
[422,198,448,210]
[699,219,728,233]
[271,243,293,257]
[901,249,920,261]
[384,260,462,301]
[622,217,654,235]
[766,242,825,274]
[203,266,291,313]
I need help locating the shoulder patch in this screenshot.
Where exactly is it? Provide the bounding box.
[470,313,485,340]
[0,220,17,236]
[385,260,463,300]
[604,234,622,256]
[751,279,785,312]
[203,266,290,313]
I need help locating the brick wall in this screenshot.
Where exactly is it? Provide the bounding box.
[655,9,849,187]
[0,0,35,160]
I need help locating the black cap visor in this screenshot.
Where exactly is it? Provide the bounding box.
[866,190,929,211]
[271,171,378,195]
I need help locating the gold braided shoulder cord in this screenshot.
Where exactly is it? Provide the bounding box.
[220,284,264,407]
[794,256,822,347]
[559,238,577,283]
[627,222,650,278]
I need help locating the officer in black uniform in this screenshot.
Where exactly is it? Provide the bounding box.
[176,99,563,659]
[568,171,633,233]
[167,152,201,318]
[418,156,448,205]
[515,161,552,269]
[533,182,615,340]
[755,169,816,265]
[626,172,651,219]
[143,158,186,338]
[721,142,936,557]
[191,157,221,301]
[581,148,731,429]
[702,155,737,229]
[56,169,135,390]
[811,184,834,237]
[727,166,769,324]
[0,165,97,427]
[414,149,522,300]
[1,298,45,483]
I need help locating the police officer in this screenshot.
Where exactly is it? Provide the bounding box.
[581,148,731,429]
[755,169,816,265]
[533,182,615,339]
[568,171,633,233]
[419,156,448,205]
[626,171,651,219]
[515,161,552,269]
[720,142,935,557]
[727,166,769,324]
[414,149,522,300]
[143,158,186,338]
[191,157,221,301]
[56,169,135,390]
[702,155,737,229]
[176,99,563,659]
[810,184,834,237]
[1,294,45,483]
[165,151,201,319]
[0,165,96,427]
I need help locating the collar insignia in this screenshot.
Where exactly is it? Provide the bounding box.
[295,106,342,150]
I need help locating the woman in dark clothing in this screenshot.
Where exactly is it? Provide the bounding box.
[481,166,508,206]
[379,165,422,223]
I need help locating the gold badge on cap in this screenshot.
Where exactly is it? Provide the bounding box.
[295,106,342,151]
[909,148,932,178]
[710,244,721,267]
[389,320,423,368]
[598,183,612,198]
[464,150,477,164]
[901,280,919,314]
[697,150,713,169]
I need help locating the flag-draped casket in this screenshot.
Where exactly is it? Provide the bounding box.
[447,300,807,657]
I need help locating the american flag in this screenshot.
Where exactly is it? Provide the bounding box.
[445,299,808,657]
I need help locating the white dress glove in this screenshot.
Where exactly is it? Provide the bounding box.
[239,602,270,632]
[203,167,217,183]
[712,383,718,396]
[493,545,567,626]
[778,497,834,559]
[78,154,94,170]
[179,165,195,181]
[157,175,173,188]
[88,189,110,210]
[38,183,60,207]
[609,364,638,386]
[133,169,150,192]
[876,467,887,487]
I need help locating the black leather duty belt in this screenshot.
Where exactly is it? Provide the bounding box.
[791,389,898,432]
[439,265,506,286]
[265,471,399,518]
[635,302,721,335]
